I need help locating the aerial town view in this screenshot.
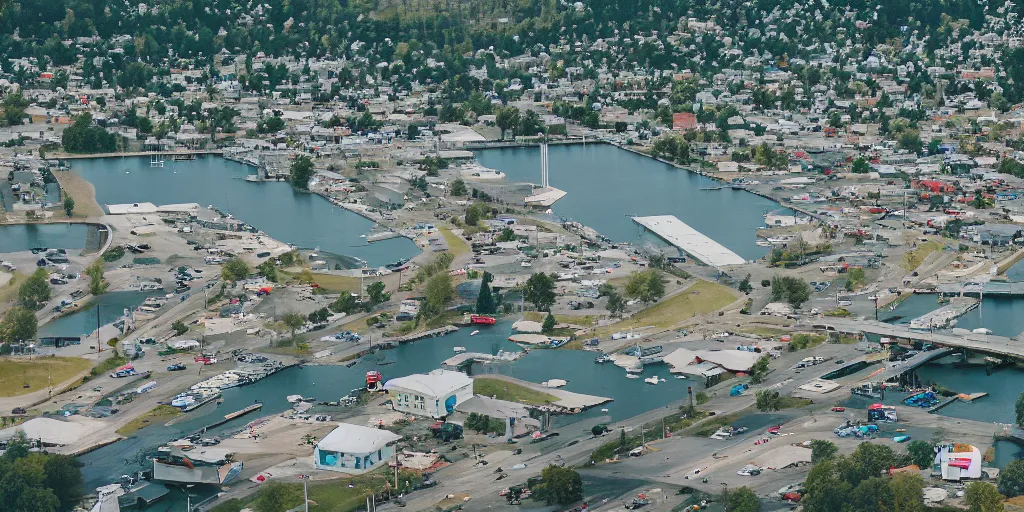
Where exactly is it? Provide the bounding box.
[4,1,1024,511]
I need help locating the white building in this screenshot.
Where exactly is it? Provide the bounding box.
[314,423,401,474]
[932,443,982,481]
[383,369,473,418]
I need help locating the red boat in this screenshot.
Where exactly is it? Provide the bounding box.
[470,315,496,325]
[366,370,383,391]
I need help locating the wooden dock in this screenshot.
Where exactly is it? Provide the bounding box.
[381,325,458,344]
[928,392,988,413]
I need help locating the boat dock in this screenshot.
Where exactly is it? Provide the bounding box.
[908,298,979,331]
[935,281,1024,298]
[194,403,264,433]
[928,392,988,413]
[441,351,524,370]
[631,215,746,267]
[381,325,459,344]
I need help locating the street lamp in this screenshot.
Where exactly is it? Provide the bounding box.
[298,474,309,512]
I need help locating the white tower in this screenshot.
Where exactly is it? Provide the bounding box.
[540,143,549,189]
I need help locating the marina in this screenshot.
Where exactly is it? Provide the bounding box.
[908,297,979,331]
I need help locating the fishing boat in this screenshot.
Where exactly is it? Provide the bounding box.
[644,376,659,385]
[470,315,497,325]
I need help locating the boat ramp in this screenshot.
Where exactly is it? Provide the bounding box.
[631,215,746,267]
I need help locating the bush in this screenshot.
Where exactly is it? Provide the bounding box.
[102,246,126,262]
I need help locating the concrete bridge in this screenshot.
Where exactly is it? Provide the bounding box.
[817,318,1024,359]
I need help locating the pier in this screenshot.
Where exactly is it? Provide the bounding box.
[928,392,988,414]
[441,351,524,370]
[934,281,1024,297]
[381,325,459,344]
[631,215,746,267]
[907,298,978,331]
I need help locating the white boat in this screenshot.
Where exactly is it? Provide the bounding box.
[286,394,304,403]
[470,330,480,336]
[520,261,532,267]
[755,240,773,247]
[972,328,993,334]
[644,376,659,385]
[625,374,640,379]
[542,379,568,388]
[675,375,688,379]
[454,346,467,353]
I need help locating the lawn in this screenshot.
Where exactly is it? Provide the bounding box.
[522,311,599,327]
[439,228,469,258]
[209,469,422,512]
[902,240,942,271]
[117,405,182,436]
[0,271,25,306]
[282,271,361,293]
[0,356,93,397]
[594,280,738,338]
[473,377,557,406]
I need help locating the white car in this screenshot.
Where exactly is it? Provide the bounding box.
[737,465,762,476]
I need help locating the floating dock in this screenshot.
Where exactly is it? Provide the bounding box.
[381,325,459,344]
[441,351,524,370]
[908,298,979,331]
[631,215,746,267]
[928,392,988,413]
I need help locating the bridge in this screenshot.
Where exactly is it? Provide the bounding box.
[817,318,1024,359]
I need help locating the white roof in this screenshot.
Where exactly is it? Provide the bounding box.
[692,349,762,372]
[0,417,91,445]
[631,215,746,267]
[383,369,472,397]
[317,423,401,454]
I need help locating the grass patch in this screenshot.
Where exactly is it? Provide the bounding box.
[902,240,943,271]
[0,356,93,397]
[736,326,790,338]
[691,412,743,438]
[0,271,25,306]
[89,354,129,378]
[778,396,813,409]
[473,377,557,406]
[522,311,599,327]
[594,280,737,338]
[215,469,424,512]
[116,405,182,436]
[824,307,852,317]
[281,271,361,293]
[788,333,826,351]
[439,228,470,258]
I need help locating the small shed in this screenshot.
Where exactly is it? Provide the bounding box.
[383,369,473,418]
[314,423,401,474]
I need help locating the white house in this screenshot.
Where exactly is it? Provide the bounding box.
[383,369,473,418]
[314,423,401,474]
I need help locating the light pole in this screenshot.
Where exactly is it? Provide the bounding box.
[299,474,309,512]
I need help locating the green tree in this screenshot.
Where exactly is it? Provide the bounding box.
[605,290,626,317]
[624,269,665,304]
[1015,392,1024,428]
[523,272,557,311]
[450,178,468,196]
[738,274,753,294]
[18,268,52,310]
[423,272,455,318]
[889,472,925,512]
[464,202,488,226]
[852,157,871,174]
[749,355,771,384]
[367,281,389,306]
[171,320,188,335]
[999,459,1024,497]
[1,90,29,126]
[43,454,84,512]
[755,389,781,411]
[85,260,108,296]
[801,458,854,512]
[281,311,306,339]
[476,275,496,314]
[534,465,583,505]
[221,257,250,282]
[290,155,314,190]
[495,106,521,140]
[727,487,761,512]
[965,482,1005,512]
[542,312,556,334]
[905,440,934,468]
[811,439,838,463]
[62,196,75,217]
[0,306,38,345]
[330,293,358,314]
[496,227,517,242]
[851,477,895,512]
[256,260,278,282]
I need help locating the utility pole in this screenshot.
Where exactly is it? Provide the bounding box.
[299,474,309,512]
[96,305,102,353]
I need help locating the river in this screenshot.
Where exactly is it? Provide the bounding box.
[881,293,1024,337]
[79,320,698,489]
[39,291,161,339]
[69,156,419,268]
[475,144,783,261]
[0,223,88,252]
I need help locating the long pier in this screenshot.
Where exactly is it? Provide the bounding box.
[818,318,1024,359]
[53,150,223,160]
[631,215,746,267]
[381,325,459,344]
[934,281,1024,297]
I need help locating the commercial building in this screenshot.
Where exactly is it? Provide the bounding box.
[383,369,474,418]
[314,423,402,474]
[932,443,982,481]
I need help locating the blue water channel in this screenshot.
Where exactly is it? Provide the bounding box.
[79,320,698,488]
[39,291,161,339]
[69,156,419,268]
[881,293,1024,337]
[475,144,783,261]
[0,223,88,252]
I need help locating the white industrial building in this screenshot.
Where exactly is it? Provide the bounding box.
[383,369,474,418]
[933,443,982,481]
[314,423,402,474]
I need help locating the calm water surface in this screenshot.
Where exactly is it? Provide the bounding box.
[39,291,160,339]
[0,223,88,252]
[71,156,419,268]
[881,293,1024,337]
[475,144,783,260]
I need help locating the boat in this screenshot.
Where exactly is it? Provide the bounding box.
[470,315,497,325]
[974,328,993,334]
[895,428,907,433]
[542,379,568,388]
[453,346,467,354]
[521,261,532,267]
[625,362,644,374]
[644,376,659,385]
[152,446,242,485]
[625,374,640,379]
[675,375,688,379]
[366,370,383,391]
[594,354,613,363]
[893,435,911,443]
[470,330,480,336]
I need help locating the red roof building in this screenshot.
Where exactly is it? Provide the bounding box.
[672,112,697,131]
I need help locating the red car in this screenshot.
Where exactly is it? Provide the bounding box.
[831,406,846,412]
[766,425,781,435]
[783,492,803,502]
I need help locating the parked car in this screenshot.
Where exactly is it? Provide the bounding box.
[10,407,26,415]
[737,465,762,476]
[831,407,846,412]
[167,363,187,371]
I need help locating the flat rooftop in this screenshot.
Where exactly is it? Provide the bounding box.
[631,215,745,267]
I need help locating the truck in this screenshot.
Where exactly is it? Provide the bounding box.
[429,422,464,442]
